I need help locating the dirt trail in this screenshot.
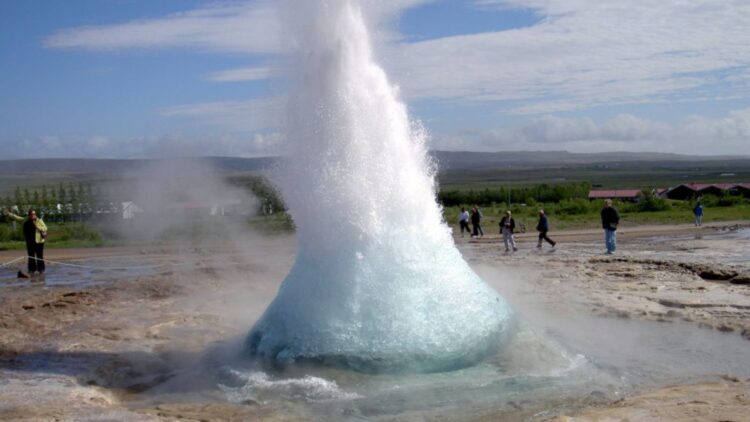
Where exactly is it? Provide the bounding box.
[463,220,749,244]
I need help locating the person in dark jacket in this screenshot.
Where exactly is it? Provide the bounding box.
[536,209,556,248]
[498,210,517,252]
[4,208,48,274]
[600,199,620,254]
[470,207,483,238]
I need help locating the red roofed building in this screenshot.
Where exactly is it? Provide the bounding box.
[588,189,642,202]
[655,188,670,198]
[733,183,750,198]
[666,183,748,200]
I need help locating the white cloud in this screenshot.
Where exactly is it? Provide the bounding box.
[43,0,431,54]
[87,135,111,149]
[207,66,277,82]
[45,0,750,116]
[161,98,281,132]
[7,109,747,158]
[44,2,283,54]
[431,109,750,155]
[683,109,750,143]
[37,0,750,156]
[6,133,281,159]
[387,0,750,113]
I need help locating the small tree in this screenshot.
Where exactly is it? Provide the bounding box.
[637,189,670,212]
[58,182,67,204]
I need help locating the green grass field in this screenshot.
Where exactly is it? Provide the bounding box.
[0,222,107,251]
[435,158,750,190]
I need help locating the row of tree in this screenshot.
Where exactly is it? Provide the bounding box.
[0,182,111,209]
[438,182,592,207]
[0,183,124,222]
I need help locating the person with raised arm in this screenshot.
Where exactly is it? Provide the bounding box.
[3,208,48,276]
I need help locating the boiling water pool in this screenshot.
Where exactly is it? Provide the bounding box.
[206,255,750,421]
[212,315,750,421]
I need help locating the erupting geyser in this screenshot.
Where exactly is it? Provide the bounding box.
[246,0,514,372]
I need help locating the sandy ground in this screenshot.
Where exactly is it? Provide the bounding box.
[1,223,749,421]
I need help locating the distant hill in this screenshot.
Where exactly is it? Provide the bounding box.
[429,150,749,171]
[0,157,275,175]
[1,152,749,195]
[1,151,747,175]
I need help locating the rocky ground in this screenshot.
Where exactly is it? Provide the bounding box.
[464,222,750,421]
[0,224,749,421]
[468,223,750,341]
[536,377,750,422]
[0,237,304,421]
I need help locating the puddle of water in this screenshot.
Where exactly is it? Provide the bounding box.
[206,310,750,421]
[0,258,165,288]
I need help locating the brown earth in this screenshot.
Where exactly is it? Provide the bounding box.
[1,223,749,421]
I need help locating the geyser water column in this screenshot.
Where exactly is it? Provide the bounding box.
[246,0,514,373]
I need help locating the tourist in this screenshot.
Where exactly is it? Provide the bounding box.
[3,209,48,275]
[498,210,517,252]
[470,205,484,238]
[474,205,484,237]
[693,201,703,227]
[459,207,470,237]
[601,199,620,254]
[536,209,556,248]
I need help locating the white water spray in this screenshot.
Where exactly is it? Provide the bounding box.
[246,0,514,372]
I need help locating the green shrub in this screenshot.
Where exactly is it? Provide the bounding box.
[637,191,671,212]
[716,195,743,207]
[0,222,24,242]
[555,198,594,215]
[48,223,102,243]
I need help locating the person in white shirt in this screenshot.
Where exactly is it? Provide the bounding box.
[458,207,470,237]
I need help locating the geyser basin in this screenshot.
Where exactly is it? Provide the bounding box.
[246,0,514,372]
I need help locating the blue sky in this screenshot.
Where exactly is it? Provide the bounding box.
[1,0,749,158]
